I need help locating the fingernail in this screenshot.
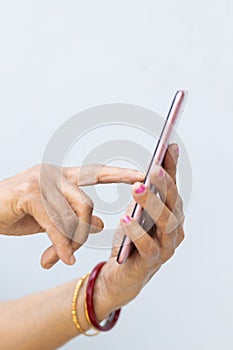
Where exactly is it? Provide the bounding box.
[175,145,179,156]
[43,263,53,270]
[158,168,164,178]
[135,183,146,194]
[122,215,131,224]
[69,255,76,265]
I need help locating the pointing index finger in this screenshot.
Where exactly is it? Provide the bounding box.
[63,165,145,186]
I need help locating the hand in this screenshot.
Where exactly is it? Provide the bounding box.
[0,164,144,269]
[95,144,185,315]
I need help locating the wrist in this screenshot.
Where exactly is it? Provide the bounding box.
[74,268,113,333]
[92,263,115,320]
[72,262,123,336]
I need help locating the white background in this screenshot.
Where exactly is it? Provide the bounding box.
[0,1,233,349]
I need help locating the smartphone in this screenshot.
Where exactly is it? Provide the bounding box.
[117,90,188,264]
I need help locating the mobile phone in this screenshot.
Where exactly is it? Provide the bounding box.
[117,90,188,264]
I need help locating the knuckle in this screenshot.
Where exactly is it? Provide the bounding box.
[79,233,88,245]
[56,236,70,249]
[176,195,184,211]
[172,215,179,228]
[73,228,88,245]
[30,164,43,184]
[144,191,158,212]
[17,181,40,207]
[145,240,159,257]
[82,196,94,214]
[149,168,157,183]
[165,214,179,234]
[95,164,104,183]
[178,227,185,243]
[40,163,59,183]
[48,215,64,234]
[166,249,175,261]
[170,187,179,203]
[63,208,77,221]
[17,181,36,195]
[160,248,175,263]
[173,196,184,222]
[31,164,41,175]
[39,163,56,172]
[166,176,174,191]
[18,165,44,195]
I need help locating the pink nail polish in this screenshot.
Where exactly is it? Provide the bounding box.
[135,184,146,194]
[158,168,164,178]
[122,215,131,224]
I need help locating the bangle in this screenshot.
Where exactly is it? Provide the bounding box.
[86,261,121,332]
[72,273,99,337]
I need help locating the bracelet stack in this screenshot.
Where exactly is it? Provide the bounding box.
[72,261,121,336]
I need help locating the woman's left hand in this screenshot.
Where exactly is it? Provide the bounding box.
[95,144,185,316]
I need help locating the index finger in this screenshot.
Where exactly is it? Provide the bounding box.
[63,165,145,186]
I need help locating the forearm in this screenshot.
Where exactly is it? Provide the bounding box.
[0,276,112,350]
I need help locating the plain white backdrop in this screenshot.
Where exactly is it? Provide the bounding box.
[0,1,233,349]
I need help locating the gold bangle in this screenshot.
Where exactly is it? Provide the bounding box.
[84,295,99,331]
[72,273,99,337]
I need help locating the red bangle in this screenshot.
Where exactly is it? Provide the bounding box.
[86,261,121,332]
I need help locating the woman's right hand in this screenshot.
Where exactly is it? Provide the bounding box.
[94,144,185,318]
[0,164,144,269]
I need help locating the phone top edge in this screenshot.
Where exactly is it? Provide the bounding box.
[175,90,188,107]
[176,89,188,97]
